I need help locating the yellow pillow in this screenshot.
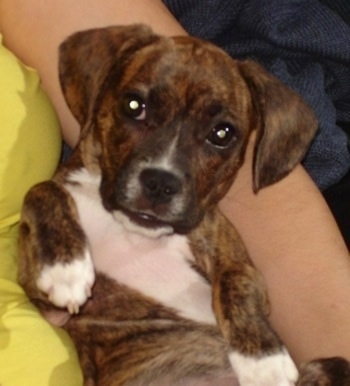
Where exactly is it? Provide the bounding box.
[0,35,82,385]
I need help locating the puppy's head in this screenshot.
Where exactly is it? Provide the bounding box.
[59,25,317,235]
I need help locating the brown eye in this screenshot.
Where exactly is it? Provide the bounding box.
[206,123,237,148]
[122,94,146,120]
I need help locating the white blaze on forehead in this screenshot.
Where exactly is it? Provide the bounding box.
[122,131,189,217]
[126,130,182,189]
[153,132,180,172]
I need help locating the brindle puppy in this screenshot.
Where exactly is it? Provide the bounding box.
[18,24,350,386]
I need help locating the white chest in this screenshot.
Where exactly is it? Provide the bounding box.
[65,169,216,325]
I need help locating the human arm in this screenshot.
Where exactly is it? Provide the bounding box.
[1,0,350,366]
[220,137,350,364]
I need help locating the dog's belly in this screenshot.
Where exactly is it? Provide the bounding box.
[66,170,216,325]
[90,221,215,325]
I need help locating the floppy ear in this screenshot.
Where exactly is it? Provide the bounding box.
[58,24,160,128]
[239,60,318,192]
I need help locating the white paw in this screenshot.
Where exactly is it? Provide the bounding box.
[37,250,95,314]
[229,348,298,386]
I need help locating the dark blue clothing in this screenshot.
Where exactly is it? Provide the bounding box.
[163,0,350,190]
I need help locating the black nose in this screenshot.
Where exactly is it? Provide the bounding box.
[140,168,182,204]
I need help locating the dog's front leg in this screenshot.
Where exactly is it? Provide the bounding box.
[18,180,95,315]
[212,261,298,386]
[190,209,298,386]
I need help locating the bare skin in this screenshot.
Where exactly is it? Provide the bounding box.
[1,0,349,366]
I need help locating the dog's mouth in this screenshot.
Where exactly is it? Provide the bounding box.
[121,208,171,230]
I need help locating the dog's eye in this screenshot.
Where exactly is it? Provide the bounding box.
[122,94,146,120]
[206,123,237,148]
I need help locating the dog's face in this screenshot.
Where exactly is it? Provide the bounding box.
[59,25,317,235]
[92,34,254,234]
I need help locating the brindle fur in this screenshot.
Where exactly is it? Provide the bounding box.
[18,25,349,385]
[297,358,350,386]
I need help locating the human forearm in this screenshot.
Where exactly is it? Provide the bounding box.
[220,139,350,364]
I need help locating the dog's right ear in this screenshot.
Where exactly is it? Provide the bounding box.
[58,24,160,128]
[238,60,318,192]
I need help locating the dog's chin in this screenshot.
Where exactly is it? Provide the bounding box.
[113,209,175,239]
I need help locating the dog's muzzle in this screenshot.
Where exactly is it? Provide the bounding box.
[105,163,200,235]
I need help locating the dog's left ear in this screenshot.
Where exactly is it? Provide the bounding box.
[239,60,318,192]
[58,24,160,128]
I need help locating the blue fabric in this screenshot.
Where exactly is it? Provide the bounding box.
[163,0,350,190]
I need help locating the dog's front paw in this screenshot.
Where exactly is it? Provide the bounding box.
[229,348,298,386]
[37,250,95,314]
